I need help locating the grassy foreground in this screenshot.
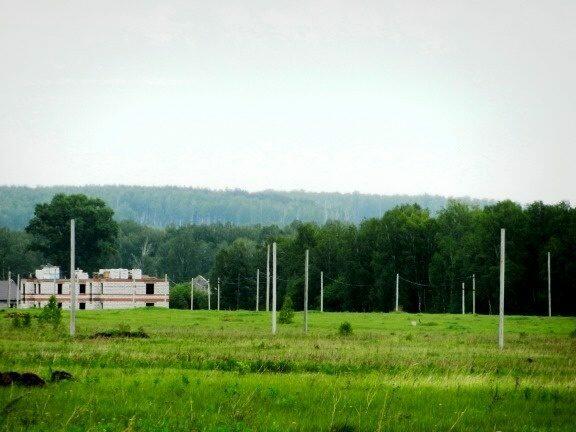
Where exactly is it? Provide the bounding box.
[0,309,574,431]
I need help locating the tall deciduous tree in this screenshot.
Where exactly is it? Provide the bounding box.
[25,194,118,274]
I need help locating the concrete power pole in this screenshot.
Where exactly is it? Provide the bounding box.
[16,274,20,309]
[132,278,136,308]
[266,244,270,312]
[547,251,551,317]
[70,219,77,337]
[461,282,465,315]
[472,274,476,315]
[272,242,277,335]
[256,269,260,311]
[499,228,506,350]
[208,281,211,310]
[217,277,220,311]
[320,271,324,312]
[395,273,400,312]
[304,249,309,333]
[7,271,11,308]
[190,279,194,311]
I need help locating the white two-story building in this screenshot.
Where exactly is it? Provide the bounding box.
[21,266,169,309]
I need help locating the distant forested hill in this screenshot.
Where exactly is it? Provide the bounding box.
[0,185,493,229]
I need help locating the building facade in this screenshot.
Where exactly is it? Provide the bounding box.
[21,266,169,309]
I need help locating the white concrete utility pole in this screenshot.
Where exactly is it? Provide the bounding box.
[164,274,168,305]
[304,249,309,333]
[395,273,400,312]
[217,277,220,311]
[70,219,77,337]
[208,281,211,310]
[461,282,465,315]
[256,269,260,311]
[499,228,505,350]
[272,242,277,335]
[547,252,551,317]
[190,279,194,311]
[266,244,270,312]
[320,271,324,312]
[16,274,20,308]
[7,271,11,308]
[472,274,476,315]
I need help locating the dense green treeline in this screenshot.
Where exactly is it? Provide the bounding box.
[2,198,574,316]
[210,200,574,316]
[0,185,492,229]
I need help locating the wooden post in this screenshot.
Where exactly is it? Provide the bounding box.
[272,242,277,335]
[472,274,476,315]
[190,279,194,311]
[217,277,220,311]
[461,282,465,315]
[266,244,270,312]
[395,273,399,312]
[499,228,505,350]
[320,271,324,312]
[7,271,11,308]
[256,269,260,311]
[70,219,76,337]
[208,281,211,310]
[547,251,551,317]
[304,249,309,333]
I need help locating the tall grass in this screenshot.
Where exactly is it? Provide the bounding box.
[0,309,574,431]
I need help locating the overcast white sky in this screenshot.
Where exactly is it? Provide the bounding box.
[0,1,574,203]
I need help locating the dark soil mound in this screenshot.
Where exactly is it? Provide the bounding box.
[1,371,45,387]
[19,373,45,387]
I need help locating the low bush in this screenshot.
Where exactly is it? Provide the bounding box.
[37,295,62,329]
[91,324,149,339]
[11,312,32,328]
[330,423,356,432]
[338,321,352,336]
[11,314,21,328]
[278,296,295,324]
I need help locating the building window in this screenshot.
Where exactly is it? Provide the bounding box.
[38,283,41,294]
[146,302,154,307]
[57,303,62,309]
[79,284,86,294]
[146,283,154,295]
[57,283,62,294]
[79,303,86,310]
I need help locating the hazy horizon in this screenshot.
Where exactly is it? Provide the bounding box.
[1,1,575,204]
[0,183,503,205]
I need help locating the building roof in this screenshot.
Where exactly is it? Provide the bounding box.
[23,276,166,283]
[0,280,18,301]
[192,275,210,292]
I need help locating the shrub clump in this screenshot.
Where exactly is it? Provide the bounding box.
[338,321,353,336]
[37,295,62,329]
[330,423,357,432]
[91,324,149,339]
[278,296,295,324]
[11,312,32,328]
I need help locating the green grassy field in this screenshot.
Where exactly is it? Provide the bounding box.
[0,309,574,431]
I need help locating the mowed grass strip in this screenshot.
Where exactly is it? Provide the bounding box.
[0,309,575,431]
